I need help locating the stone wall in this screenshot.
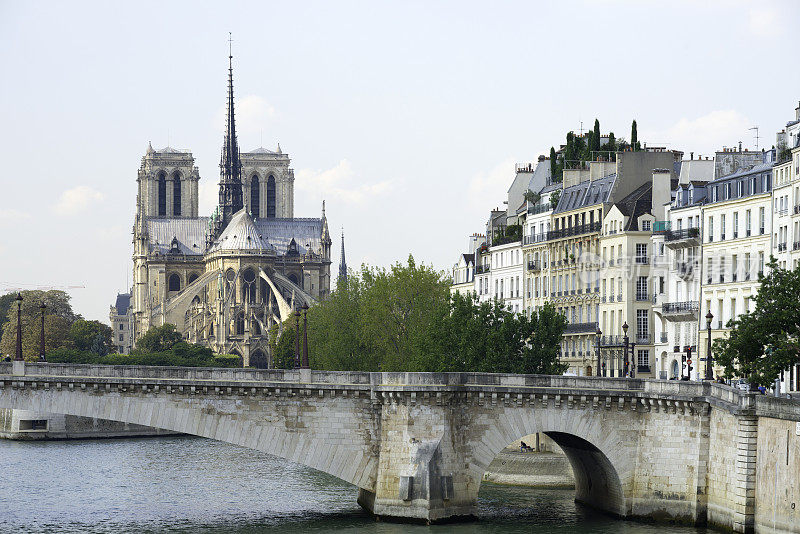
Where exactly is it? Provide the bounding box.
[755,417,800,533]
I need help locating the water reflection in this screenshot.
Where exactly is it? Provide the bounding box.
[0,436,707,533]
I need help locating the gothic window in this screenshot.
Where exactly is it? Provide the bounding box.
[168,273,181,292]
[250,175,260,217]
[242,268,257,303]
[173,172,181,216]
[250,349,268,369]
[236,312,245,335]
[157,172,167,216]
[267,175,276,218]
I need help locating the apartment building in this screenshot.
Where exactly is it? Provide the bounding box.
[701,156,774,378]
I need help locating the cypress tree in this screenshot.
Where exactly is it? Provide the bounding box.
[549,147,557,180]
[592,119,601,156]
[631,120,638,151]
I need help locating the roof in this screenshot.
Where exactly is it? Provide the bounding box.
[709,161,773,184]
[462,253,474,265]
[147,218,210,256]
[614,182,652,231]
[114,293,130,315]
[157,146,189,154]
[553,173,616,214]
[210,210,276,253]
[254,217,323,255]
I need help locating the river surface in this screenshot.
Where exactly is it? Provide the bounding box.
[0,436,710,533]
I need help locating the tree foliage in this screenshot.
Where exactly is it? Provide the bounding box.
[0,290,81,360]
[714,259,800,385]
[134,324,182,354]
[303,256,567,374]
[70,319,113,355]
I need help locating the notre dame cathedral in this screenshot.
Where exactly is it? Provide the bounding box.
[120,51,332,368]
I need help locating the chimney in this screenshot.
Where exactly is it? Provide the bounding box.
[738,141,742,152]
[690,152,694,160]
[796,100,800,121]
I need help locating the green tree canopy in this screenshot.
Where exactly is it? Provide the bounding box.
[134,324,182,354]
[303,256,567,374]
[0,290,81,360]
[714,259,800,385]
[69,319,113,354]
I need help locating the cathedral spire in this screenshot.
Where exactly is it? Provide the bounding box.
[338,229,348,283]
[214,33,243,238]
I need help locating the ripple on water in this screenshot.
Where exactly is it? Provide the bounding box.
[0,436,708,534]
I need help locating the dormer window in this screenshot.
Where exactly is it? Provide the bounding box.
[169,236,180,254]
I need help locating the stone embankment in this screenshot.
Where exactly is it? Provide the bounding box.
[484,450,574,487]
[0,409,178,440]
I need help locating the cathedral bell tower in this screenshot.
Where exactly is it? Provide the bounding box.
[213,42,244,238]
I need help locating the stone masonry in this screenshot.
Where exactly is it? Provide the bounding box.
[0,362,798,532]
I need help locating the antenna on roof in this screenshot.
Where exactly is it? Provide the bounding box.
[749,126,760,150]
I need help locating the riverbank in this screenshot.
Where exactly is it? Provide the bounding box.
[484,450,575,488]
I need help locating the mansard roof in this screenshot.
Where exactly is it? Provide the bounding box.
[553,173,616,214]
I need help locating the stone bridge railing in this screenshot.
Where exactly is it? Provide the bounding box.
[3,361,798,419]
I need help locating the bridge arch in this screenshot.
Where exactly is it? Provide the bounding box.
[0,375,380,493]
[470,405,632,517]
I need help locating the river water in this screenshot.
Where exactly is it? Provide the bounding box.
[0,436,710,533]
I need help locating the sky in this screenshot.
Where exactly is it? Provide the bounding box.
[0,0,798,322]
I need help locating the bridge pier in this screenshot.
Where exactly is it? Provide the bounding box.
[362,396,479,523]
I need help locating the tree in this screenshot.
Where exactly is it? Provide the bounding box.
[0,293,16,337]
[549,147,561,182]
[134,324,182,353]
[0,290,80,360]
[714,259,800,386]
[631,120,640,151]
[69,319,113,354]
[549,189,561,207]
[523,190,540,204]
[592,119,601,156]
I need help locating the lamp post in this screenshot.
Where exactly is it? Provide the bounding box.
[39,302,47,361]
[622,321,629,378]
[294,308,301,369]
[705,311,714,380]
[595,328,602,376]
[14,293,23,361]
[301,303,309,369]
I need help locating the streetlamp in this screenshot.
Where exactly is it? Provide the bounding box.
[595,327,602,376]
[294,308,301,369]
[39,302,47,361]
[705,311,714,380]
[622,322,629,378]
[301,303,310,369]
[14,293,23,361]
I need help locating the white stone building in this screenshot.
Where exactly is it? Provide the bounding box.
[109,293,133,355]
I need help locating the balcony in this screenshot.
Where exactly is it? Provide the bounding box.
[635,256,649,265]
[676,260,698,280]
[662,301,699,320]
[635,334,651,345]
[546,222,601,241]
[795,205,800,215]
[778,242,787,252]
[523,233,547,245]
[563,321,599,334]
[617,294,623,302]
[598,335,626,347]
[638,365,651,373]
[527,203,553,215]
[659,332,668,343]
[527,260,541,272]
[476,265,490,274]
[635,292,649,302]
[664,227,701,248]
[794,242,800,251]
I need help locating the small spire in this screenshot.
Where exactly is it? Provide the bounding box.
[322,199,326,218]
[338,228,347,283]
[277,142,282,154]
[147,141,154,154]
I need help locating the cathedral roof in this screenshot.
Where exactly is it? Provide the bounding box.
[254,218,323,255]
[147,218,209,256]
[210,209,276,253]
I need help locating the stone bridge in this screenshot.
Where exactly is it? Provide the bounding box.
[1,361,798,533]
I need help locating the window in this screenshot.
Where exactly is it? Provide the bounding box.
[636,276,648,301]
[119,334,124,342]
[708,216,714,242]
[721,214,726,240]
[172,172,181,216]
[759,207,765,234]
[250,175,260,217]
[267,175,276,218]
[168,273,181,292]
[119,324,123,330]
[636,309,649,339]
[733,212,738,238]
[643,220,651,231]
[637,349,649,368]
[157,172,167,216]
[746,209,751,236]
[635,243,647,264]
